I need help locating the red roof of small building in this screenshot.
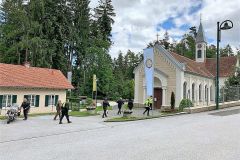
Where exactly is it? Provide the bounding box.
[170,52,237,78]
[0,63,74,89]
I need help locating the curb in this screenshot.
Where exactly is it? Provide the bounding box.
[104,112,188,122]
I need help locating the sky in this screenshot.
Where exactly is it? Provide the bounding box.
[90,0,240,57]
[1,0,239,57]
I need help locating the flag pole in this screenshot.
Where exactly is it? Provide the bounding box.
[95,79,98,107]
[152,48,154,116]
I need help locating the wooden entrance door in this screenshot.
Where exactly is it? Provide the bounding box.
[154,88,162,109]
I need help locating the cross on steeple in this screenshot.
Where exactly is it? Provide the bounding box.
[156,33,160,41]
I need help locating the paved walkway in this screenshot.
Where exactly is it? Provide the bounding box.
[1,106,240,160]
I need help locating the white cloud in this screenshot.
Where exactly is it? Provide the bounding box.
[1,0,239,57]
[91,0,240,57]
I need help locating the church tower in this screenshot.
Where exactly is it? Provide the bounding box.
[195,21,207,62]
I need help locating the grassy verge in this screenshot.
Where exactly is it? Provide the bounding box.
[105,112,187,122]
[69,111,99,117]
[160,109,181,115]
[95,106,113,112]
[0,116,7,120]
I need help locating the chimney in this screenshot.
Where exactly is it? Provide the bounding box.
[23,61,30,68]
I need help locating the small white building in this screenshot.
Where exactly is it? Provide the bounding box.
[0,63,73,115]
[134,22,239,109]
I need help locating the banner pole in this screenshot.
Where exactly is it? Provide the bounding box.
[152,48,154,116]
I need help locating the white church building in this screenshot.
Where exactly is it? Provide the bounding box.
[133,22,239,109]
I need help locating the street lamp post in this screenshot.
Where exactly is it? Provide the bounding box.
[216,20,233,110]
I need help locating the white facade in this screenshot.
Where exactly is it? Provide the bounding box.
[183,73,215,107]
[134,21,238,109]
[0,87,67,115]
[133,45,216,109]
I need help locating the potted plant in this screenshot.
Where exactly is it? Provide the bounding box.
[86,102,96,114]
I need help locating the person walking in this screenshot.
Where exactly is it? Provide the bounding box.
[59,100,71,124]
[143,98,150,116]
[54,100,62,120]
[127,98,133,110]
[116,98,124,115]
[102,98,110,118]
[20,98,30,120]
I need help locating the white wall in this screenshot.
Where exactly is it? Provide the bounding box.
[219,77,227,87]
[0,87,66,115]
[184,73,215,107]
[175,68,184,108]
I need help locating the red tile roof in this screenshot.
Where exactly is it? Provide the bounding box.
[0,63,74,89]
[170,52,237,78]
[205,56,237,77]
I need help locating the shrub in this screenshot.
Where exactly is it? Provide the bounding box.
[171,92,175,110]
[86,98,93,105]
[179,99,193,111]
[72,105,80,111]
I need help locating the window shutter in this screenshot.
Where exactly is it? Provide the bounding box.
[12,95,17,104]
[0,95,3,108]
[45,95,49,107]
[35,95,40,107]
[24,95,29,100]
[55,95,59,106]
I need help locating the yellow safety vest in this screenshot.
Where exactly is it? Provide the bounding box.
[145,99,150,106]
[149,98,153,104]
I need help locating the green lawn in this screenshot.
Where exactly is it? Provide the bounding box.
[105,115,161,122]
[68,106,113,117]
[160,109,181,115]
[0,116,6,120]
[105,111,187,122]
[69,111,99,117]
[95,106,113,112]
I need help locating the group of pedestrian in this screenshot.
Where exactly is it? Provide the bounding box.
[54,100,72,124]
[115,98,133,115]
[20,98,71,124]
[19,96,152,122]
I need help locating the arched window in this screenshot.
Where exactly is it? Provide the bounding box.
[197,50,202,58]
[205,85,208,102]
[192,83,195,102]
[199,84,202,101]
[183,82,187,99]
[210,85,213,101]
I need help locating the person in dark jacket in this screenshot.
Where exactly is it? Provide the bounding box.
[54,100,62,120]
[116,98,124,115]
[59,100,71,124]
[127,98,133,110]
[20,98,30,120]
[102,98,110,118]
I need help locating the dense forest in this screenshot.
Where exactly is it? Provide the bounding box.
[0,0,239,100]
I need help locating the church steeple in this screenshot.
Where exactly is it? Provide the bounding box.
[195,20,207,63]
[196,22,206,43]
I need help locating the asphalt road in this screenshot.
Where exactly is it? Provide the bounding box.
[1,107,240,160]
